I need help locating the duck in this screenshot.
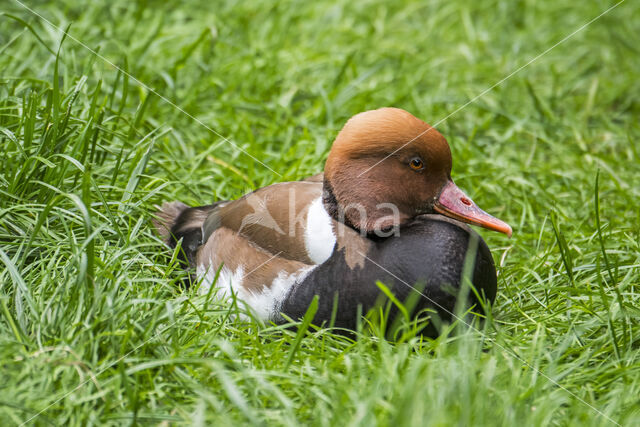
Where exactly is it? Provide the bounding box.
[153,107,512,335]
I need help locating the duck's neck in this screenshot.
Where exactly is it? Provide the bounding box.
[322,179,399,240]
[322,179,361,232]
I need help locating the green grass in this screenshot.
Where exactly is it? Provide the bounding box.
[1,0,639,425]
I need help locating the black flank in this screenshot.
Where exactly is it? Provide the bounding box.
[280,216,497,338]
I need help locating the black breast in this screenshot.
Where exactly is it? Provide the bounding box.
[280,215,497,337]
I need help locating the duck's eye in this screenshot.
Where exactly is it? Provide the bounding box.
[409,157,424,171]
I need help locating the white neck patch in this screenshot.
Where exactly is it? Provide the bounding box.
[304,197,336,264]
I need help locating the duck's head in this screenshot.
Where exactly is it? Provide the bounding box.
[323,107,512,237]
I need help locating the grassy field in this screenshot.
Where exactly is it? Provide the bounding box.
[1,0,639,425]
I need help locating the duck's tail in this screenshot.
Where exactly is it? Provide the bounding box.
[153,200,227,268]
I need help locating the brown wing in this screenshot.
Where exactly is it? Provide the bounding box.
[195,180,374,297]
[201,181,323,265]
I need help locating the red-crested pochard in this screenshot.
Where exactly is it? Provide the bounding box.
[154,108,511,334]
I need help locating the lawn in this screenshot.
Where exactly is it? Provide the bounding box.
[1,0,639,425]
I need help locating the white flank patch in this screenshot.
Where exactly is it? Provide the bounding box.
[304,197,336,264]
[197,262,315,321]
[245,266,315,320]
[197,263,245,299]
